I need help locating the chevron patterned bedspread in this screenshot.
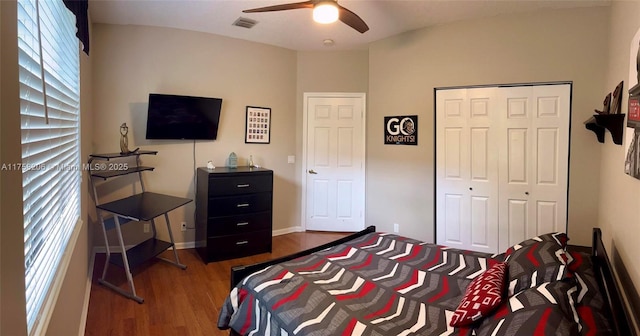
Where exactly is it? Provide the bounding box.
[218,232,509,335]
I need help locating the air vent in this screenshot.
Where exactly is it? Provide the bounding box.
[233,17,258,29]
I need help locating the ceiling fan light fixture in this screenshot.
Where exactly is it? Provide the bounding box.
[313,2,339,24]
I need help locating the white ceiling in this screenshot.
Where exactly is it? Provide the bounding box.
[89,0,610,51]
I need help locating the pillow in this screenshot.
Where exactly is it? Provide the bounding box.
[505,241,568,296]
[531,232,569,247]
[474,280,579,336]
[508,232,569,251]
[450,262,508,327]
[493,232,569,262]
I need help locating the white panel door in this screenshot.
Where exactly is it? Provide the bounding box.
[436,83,570,254]
[436,88,499,253]
[497,84,570,251]
[304,93,365,232]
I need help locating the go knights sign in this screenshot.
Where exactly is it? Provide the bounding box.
[384,115,418,145]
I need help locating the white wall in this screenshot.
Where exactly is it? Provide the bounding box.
[367,7,609,245]
[92,8,613,247]
[91,24,298,243]
[599,1,640,331]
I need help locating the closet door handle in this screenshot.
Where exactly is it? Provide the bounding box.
[237,184,250,188]
[469,187,473,191]
[525,192,529,195]
[236,222,249,226]
[308,169,318,174]
[237,203,250,208]
[236,241,248,245]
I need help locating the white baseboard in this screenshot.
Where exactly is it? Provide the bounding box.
[174,241,196,250]
[272,226,304,236]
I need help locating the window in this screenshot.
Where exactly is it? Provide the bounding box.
[17,0,81,333]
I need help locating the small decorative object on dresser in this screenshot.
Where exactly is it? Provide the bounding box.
[195,166,273,263]
[227,152,237,168]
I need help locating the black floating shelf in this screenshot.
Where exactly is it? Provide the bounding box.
[90,166,155,179]
[89,150,158,160]
[584,113,626,145]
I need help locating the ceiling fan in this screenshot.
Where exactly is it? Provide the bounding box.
[242,0,369,34]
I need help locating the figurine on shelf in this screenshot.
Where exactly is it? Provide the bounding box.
[594,93,611,114]
[610,81,624,114]
[119,123,139,154]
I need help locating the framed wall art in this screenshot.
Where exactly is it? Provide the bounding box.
[245,106,271,144]
[626,30,640,179]
[384,115,418,145]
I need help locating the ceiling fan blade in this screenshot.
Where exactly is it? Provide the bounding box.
[243,1,314,13]
[337,4,369,33]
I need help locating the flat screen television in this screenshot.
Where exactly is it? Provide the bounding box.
[145,93,223,140]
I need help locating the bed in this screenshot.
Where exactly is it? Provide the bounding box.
[218,227,635,335]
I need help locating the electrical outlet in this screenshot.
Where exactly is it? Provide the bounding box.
[143,223,150,233]
[181,222,187,231]
[393,223,399,233]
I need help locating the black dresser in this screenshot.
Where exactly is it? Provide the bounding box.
[195,166,273,263]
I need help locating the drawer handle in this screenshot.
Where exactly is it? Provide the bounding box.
[237,222,249,226]
[236,240,249,245]
[237,203,250,208]
[237,184,250,188]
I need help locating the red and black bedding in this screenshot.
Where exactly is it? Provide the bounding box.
[217,230,626,335]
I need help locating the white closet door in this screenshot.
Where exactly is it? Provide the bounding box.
[436,83,570,254]
[497,84,570,251]
[436,88,499,253]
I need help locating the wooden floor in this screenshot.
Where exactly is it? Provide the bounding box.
[84,231,350,336]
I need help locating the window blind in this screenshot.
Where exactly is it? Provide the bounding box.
[17,0,81,332]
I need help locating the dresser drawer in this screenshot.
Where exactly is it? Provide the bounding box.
[208,192,271,217]
[206,230,272,261]
[208,174,272,196]
[207,211,271,237]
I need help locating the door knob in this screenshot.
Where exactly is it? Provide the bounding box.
[308,169,318,174]
[525,191,529,195]
[469,187,473,190]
